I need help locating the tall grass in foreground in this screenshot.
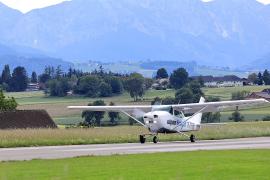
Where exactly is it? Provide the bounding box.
[1,122,270,148]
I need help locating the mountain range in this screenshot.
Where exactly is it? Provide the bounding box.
[0,0,270,70]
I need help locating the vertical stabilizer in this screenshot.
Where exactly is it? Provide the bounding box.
[188,97,205,125]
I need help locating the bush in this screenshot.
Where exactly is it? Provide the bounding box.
[229,110,244,122]
[107,77,123,94]
[99,82,112,97]
[47,78,71,97]
[0,90,17,112]
[231,91,249,100]
[74,76,101,97]
[262,116,270,121]
[0,83,9,91]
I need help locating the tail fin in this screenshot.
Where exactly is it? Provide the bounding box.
[188,97,205,125]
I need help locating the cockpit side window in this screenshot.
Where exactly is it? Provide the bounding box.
[152,105,173,115]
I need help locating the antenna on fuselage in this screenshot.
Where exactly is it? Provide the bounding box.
[177,97,182,104]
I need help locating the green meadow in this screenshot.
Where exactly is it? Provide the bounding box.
[0,150,269,180]
[5,85,270,125]
[0,122,270,148]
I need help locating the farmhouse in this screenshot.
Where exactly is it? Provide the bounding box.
[193,75,245,88]
[26,83,40,91]
[152,78,169,90]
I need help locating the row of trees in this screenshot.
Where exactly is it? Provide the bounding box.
[42,67,149,99]
[0,64,197,102]
[37,66,125,97]
[39,65,156,101]
[248,69,270,85]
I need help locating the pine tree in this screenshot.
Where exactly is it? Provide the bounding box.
[257,72,263,85]
[31,71,38,83]
[9,66,28,92]
[263,69,270,85]
[1,65,11,84]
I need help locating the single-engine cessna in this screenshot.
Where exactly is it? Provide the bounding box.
[68,97,269,143]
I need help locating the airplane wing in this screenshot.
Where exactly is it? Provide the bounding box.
[68,99,269,114]
[172,99,269,114]
[68,105,152,113]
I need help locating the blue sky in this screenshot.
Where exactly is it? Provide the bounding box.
[0,0,270,13]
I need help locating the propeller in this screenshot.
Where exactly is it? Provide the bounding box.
[132,109,146,118]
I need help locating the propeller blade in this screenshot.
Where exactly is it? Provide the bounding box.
[132,109,145,118]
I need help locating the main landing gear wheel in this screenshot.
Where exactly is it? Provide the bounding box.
[190,134,195,143]
[139,135,146,144]
[153,136,158,144]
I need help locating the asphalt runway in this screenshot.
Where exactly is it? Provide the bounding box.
[1,137,270,161]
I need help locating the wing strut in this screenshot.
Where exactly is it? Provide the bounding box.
[121,110,147,128]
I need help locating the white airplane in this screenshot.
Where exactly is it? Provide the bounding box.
[68,97,269,144]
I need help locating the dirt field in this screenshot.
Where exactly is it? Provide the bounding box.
[0,110,57,129]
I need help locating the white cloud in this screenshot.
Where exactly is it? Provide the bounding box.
[1,0,270,14]
[257,0,270,4]
[0,0,70,13]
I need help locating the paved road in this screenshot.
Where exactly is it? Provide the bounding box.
[1,137,270,161]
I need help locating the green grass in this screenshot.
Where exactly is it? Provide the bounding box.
[10,90,175,105]
[1,150,270,179]
[1,122,270,148]
[221,106,270,121]
[202,85,270,100]
[7,86,270,105]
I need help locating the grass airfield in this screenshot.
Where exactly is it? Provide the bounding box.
[2,86,270,179]
[0,150,269,179]
[0,85,270,148]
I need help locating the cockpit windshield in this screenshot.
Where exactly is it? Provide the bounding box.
[152,105,185,118]
[152,105,173,114]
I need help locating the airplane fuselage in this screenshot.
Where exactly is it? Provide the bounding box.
[143,111,201,134]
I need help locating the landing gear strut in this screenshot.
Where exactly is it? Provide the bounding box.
[139,134,158,144]
[190,134,195,143]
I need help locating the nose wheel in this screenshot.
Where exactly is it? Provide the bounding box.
[153,136,158,143]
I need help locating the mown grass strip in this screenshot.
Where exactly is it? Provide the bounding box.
[0,150,269,179]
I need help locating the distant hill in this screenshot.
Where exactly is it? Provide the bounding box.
[1,0,270,67]
[140,61,197,75]
[0,43,72,74]
[246,53,270,70]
